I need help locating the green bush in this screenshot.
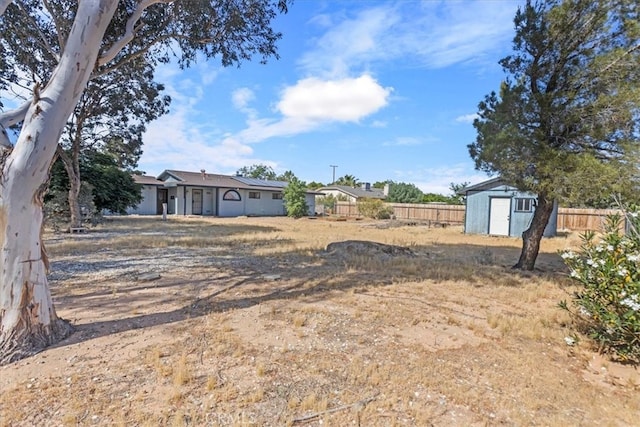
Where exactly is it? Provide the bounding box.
[560,212,640,363]
[283,177,309,219]
[357,198,393,219]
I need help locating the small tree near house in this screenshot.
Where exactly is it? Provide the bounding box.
[283,176,308,219]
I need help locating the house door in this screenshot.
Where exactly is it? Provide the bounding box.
[489,198,511,236]
[192,189,203,215]
[156,189,168,214]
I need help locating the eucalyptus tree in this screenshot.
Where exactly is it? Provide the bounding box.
[0,0,290,364]
[56,57,169,229]
[469,0,640,270]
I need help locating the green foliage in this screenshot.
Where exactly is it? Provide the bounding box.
[81,152,142,214]
[448,182,469,204]
[357,198,393,220]
[49,154,141,215]
[422,193,460,204]
[469,0,640,268]
[373,180,392,189]
[561,211,640,363]
[283,177,308,218]
[236,164,277,180]
[317,194,336,213]
[45,181,96,230]
[277,170,298,183]
[306,181,325,190]
[470,0,640,200]
[335,174,359,187]
[386,181,423,204]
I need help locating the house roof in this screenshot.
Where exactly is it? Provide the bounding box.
[155,169,319,194]
[318,185,386,199]
[133,174,165,186]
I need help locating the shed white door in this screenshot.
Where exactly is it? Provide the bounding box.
[489,198,510,236]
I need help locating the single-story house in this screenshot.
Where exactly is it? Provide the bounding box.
[459,177,558,237]
[316,183,387,203]
[128,169,318,217]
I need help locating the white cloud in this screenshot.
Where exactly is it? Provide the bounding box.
[455,113,479,124]
[392,163,489,195]
[383,137,423,147]
[371,120,387,128]
[300,1,521,76]
[277,75,391,122]
[140,83,272,175]
[232,87,255,110]
[231,74,392,144]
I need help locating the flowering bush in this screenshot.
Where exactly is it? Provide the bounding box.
[560,212,640,363]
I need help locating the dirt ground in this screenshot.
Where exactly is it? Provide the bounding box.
[0,216,638,426]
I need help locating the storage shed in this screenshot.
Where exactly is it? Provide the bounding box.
[459,177,558,237]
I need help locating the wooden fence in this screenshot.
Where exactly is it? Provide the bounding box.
[333,201,465,225]
[557,208,624,232]
[333,201,625,232]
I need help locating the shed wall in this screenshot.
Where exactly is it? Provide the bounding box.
[464,184,557,237]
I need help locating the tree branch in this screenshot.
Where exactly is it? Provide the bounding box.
[14,2,60,63]
[600,41,640,74]
[93,33,171,78]
[0,100,30,128]
[0,101,30,148]
[292,394,378,424]
[42,0,66,53]
[98,0,175,66]
[0,0,13,16]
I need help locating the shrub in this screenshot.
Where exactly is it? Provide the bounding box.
[357,198,393,219]
[560,211,640,363]
[283,177,309,218]
[318,194,336,214]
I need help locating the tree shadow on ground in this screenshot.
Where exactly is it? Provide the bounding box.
[47,236,573,353]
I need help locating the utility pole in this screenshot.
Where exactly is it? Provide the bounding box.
[330,165,338,184]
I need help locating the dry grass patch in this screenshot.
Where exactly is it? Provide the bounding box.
[0,216,637,426]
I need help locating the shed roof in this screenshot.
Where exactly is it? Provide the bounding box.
[457,177,507,195]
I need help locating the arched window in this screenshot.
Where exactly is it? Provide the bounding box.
[223,190,241,201]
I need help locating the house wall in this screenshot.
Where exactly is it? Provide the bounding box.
[244,191,286,216]
[127,185,158,215]
[218,188,246,217]
[203,188,215,215]
[129,179,310,218]
[464,185,557,237]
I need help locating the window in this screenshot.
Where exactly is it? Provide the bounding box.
[223,190,241,201]
[249,191,261,199]
[272,193,283,200]
[515,198,534,212]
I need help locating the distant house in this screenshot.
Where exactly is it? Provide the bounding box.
[316,183,387,203]
[458,177,557,237]
[128,170,318,217]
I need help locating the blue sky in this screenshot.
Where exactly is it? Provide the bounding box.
[140,1,525,194]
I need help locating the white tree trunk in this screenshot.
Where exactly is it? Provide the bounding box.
[0,0,118,364]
